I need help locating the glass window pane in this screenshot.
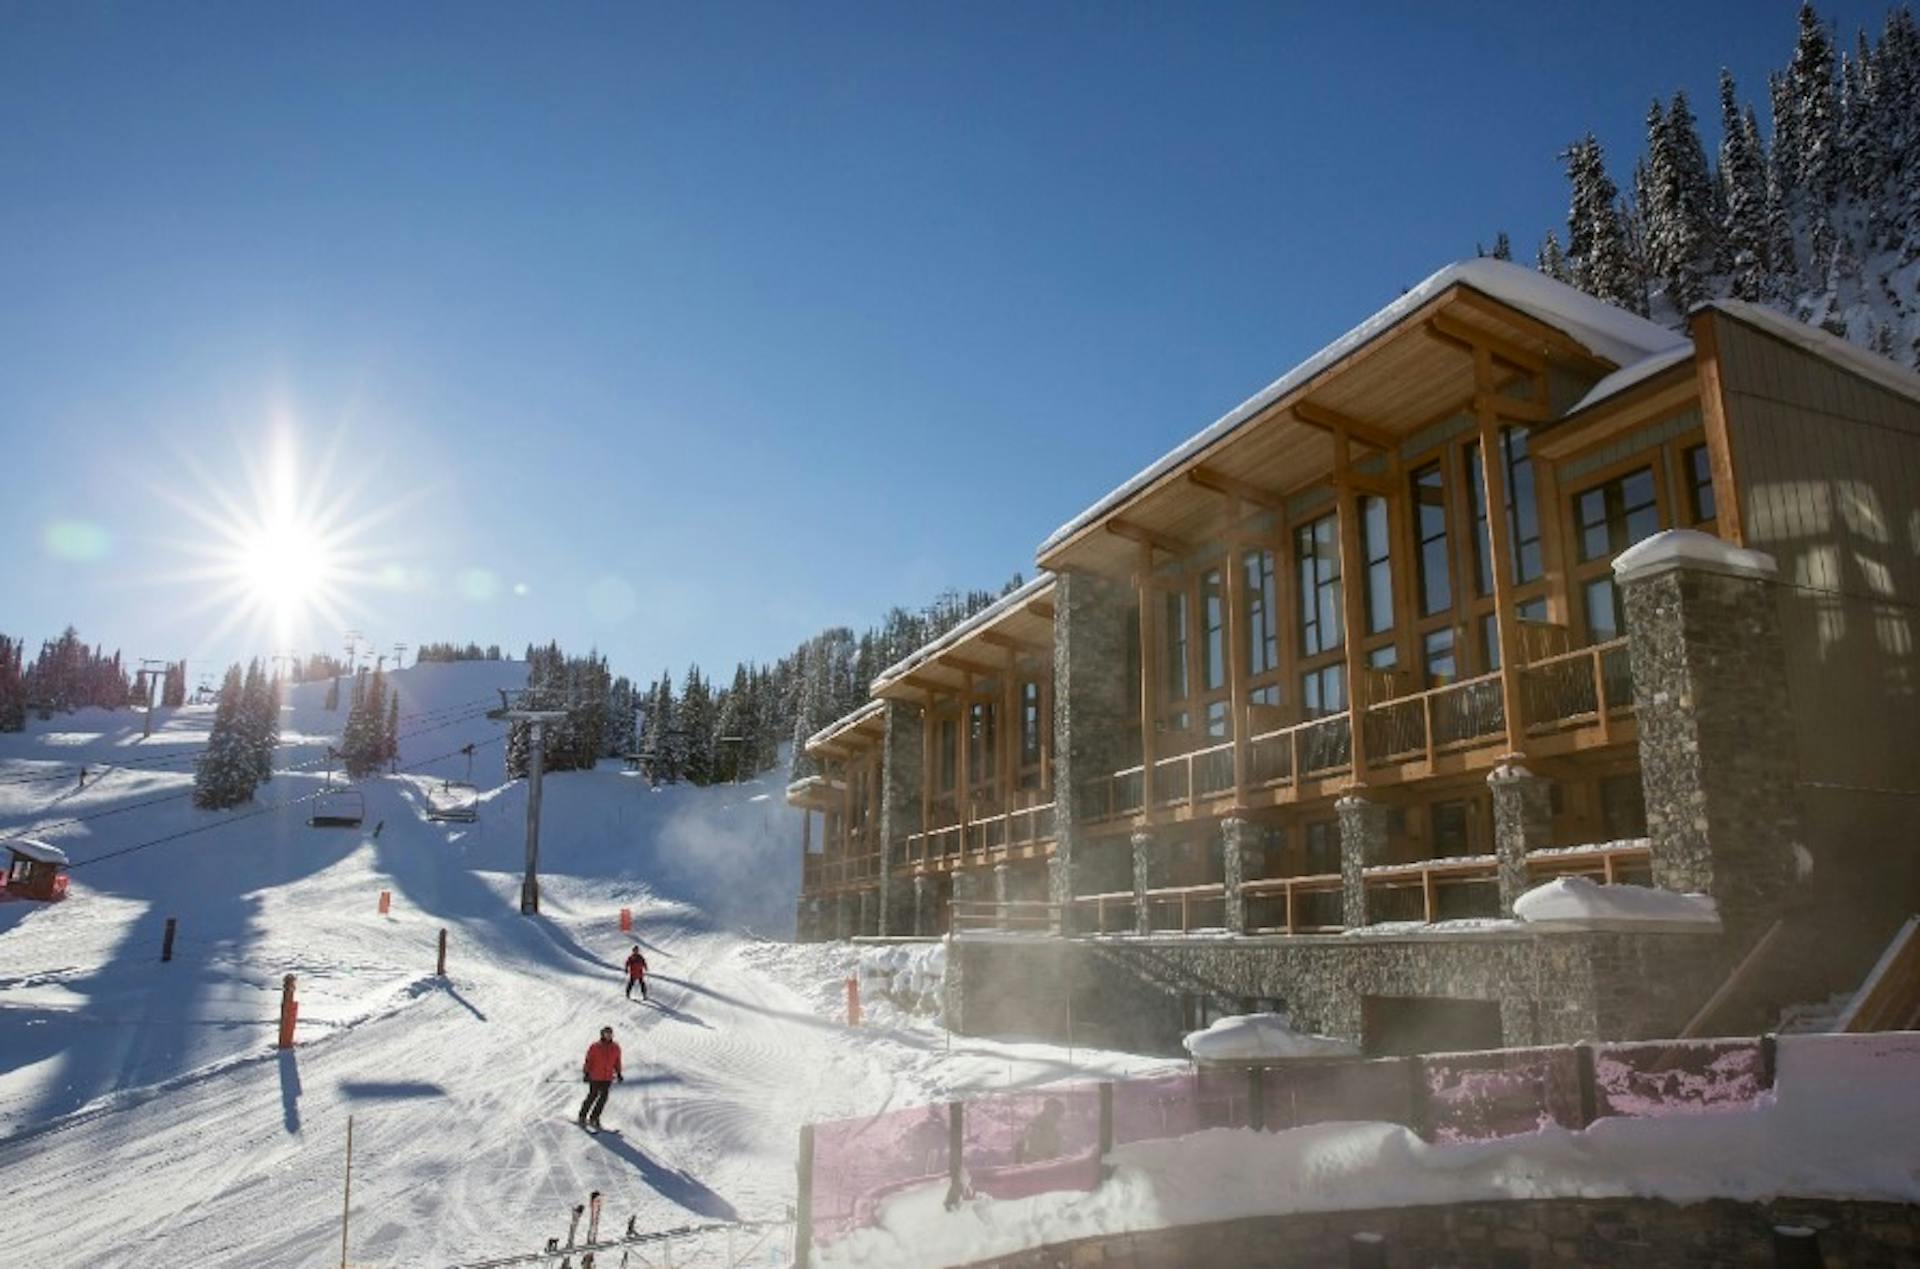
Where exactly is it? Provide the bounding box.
[1414,464,1452,615]
[1584,577,1620,641]
[1687,445,1716,523]
[1200,569,1224,692]
[1423,628,1455,685]
[1504,427,1542,584]
[1362,496,1393,635]
[1164,591,1189,701]
[1577,488,1610,561]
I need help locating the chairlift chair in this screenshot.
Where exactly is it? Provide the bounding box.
[308,745,366,829]
[426,742,479,823]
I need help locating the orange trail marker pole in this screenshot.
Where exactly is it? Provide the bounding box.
[845,975,861,1027]
[619,907,632,932]
[278,975,298,1049]
[378,890,391,916]
[437,928,448,977]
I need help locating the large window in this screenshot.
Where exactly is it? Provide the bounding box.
[1303,820,1339,875]
[938,717,957,794]
[1361,495,1394,635]
[1163,591,1190,706]
[1412,462,1452,616]
[1243,549,1279,677]
[1296,514,1343,657]
[1020,681,1041,768]
[1422,628,1456,686]
[1574,466,1661,642]
[967,701,994,792]
[1466,427,1543,595]
[1199,568,1225,693]
[1683,444,1716,524]
[1301,662,1344,718]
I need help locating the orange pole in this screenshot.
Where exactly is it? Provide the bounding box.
[619,907,632,932]
[377,890,391,916]
[277,974,298,1050]
[845,975,861,1027]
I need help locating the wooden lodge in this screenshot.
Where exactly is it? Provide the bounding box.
[3,838,71,902]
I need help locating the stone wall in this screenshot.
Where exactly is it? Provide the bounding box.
[1050,571,1136,914]
[947,928,1727,1055]
[959,1197,1917,1268]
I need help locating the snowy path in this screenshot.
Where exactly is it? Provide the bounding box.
[0,665,1169,1267]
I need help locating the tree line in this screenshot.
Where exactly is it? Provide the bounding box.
[0,627,188,731]
[1512,3,1920,364]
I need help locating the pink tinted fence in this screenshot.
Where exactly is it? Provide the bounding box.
[802,1036,1779,1253]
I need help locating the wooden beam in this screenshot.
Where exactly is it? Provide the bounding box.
[1108,517,1188,557]
[1450,286,1615,371]
[1687,310,1745,546]
[1292,400,1397,454]
[979,629,1046,654]
[1189,465,1285,511]
[1477,392,1554,424]
[1427,311,1550,375]
[941,653,1000,678]
[1025,599,1055,622]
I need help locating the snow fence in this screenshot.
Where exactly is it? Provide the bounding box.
[801,1035,1779,1250]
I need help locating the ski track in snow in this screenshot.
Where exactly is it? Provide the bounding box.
[0,663,1172,1268]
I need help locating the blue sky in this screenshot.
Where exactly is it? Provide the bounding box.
[0,1,1890,685]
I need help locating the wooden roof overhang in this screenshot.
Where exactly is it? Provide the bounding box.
[784,774,846,811]
[1036,284,1618,577]
[871,575,1058,705]
[802,700,886,766]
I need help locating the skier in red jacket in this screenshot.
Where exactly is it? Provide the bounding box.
[578,1026,622,1130]
[624,946,649,1001]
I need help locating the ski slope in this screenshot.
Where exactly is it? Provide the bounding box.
[0,663,1167,1268]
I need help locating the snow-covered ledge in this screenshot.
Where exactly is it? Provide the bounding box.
[1513,876,1721,934]
[1611,528,1777,585]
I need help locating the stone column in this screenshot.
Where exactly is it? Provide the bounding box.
[1488,762,1553,915]
[1221,817,1256,935]
[1131,830,1162,934]
[951,867,982,933]
[876,700,925,936]
[834,892,853,941]
[993,863,1012,930]
[1050,571,1135,921]
[1337,794,1390,929]
[1616,530,1802,938]
[913,875,932,937]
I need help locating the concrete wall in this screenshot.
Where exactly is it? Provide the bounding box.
[960,1197,1918,1269]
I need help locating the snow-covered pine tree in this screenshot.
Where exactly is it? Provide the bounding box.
[0,636,26,733]
[1536,230,1569,281]
[679,665,714,785]
[1564,134,1643,313]
[341,667,388,778]
[193,665,255,809]
[385,691,400,768]
[1644,90,1718,314]
[1719,71,1773,300]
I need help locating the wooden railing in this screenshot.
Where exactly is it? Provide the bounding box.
[1362,671,1508,768]
[1520,637,1634,735]
[902,801,1057,866]
[1240,873,1345,934]
[1066,889,1137,935]
[949,899,1057,933]
[1138,882,1228,933]
[803,851,885,891]
[1360,856,1501,923]
[1524,840,1653,884]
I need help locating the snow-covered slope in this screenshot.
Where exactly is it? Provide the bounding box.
[0,663,1166,1267]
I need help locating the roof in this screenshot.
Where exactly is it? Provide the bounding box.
[9,838,69,866]
[803,699,886,754]
[1037,258,1687,559]
[1701,299,1920,408]
[871,573,1055,697]
[1565,344,1697,416]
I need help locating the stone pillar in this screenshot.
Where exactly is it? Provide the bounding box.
[993,863,1012,930]
[1337,794,1390,929]
[877,700,924,936]
[913,875,932,937]
[1050,571,1135,921]
[1616,530,1801,938]
[834,892,853,941]
[1221,817,1256,935]
[1131,830,1162,934]
[1488,762,1553,915]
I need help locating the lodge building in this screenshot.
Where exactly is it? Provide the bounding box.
[789,259,1920,1056]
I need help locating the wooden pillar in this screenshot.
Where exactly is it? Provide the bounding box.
[1136,547,1160,810]
[920,696,935,839]
[1333,432,1370,783]
[1039,672,1054,797]
[1473,346,1529,756]
[957,674,973,854]
[1386,447,1419,675]
[1000,648,1017,814]
[1222,528,1251,801]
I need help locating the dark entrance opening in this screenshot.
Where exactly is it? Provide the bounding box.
[1361,995,1503,1057]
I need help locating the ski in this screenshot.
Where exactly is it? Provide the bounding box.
[580,1191,602,1269]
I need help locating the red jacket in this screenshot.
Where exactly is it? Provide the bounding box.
[625,951,648,979]
[584,1039,622,1082]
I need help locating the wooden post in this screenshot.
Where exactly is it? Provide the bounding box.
[957,679,973,861]
[436,928,448,977]
[377,890,390,916]
[1421,867,1436,923]
[1472,346,1529,757]
[1223,532,1251,802]
[1334,431,1371,779]
[943,1101,965,1210]
[339,1114,354,1269]
[1137,548,1160,811]
[845,975,861,1027]
[161,916,177,963]
[277,975,298,1050]
[1097,1082,1115,1183]
[793,1123,815,1269]
[1592,646,1612,743]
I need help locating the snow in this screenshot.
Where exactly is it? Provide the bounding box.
[819,1031,1920,1268]
[1703,298,1920,408]
[1513,876,1719,930]
[1565,344,1696,415]
[1181,1013,1357,1062]
[857,940,949,1022]
[1038,258,1686,558]
[872,573,1056,694]
[6,837,69,865]
[807,698,886,750]
[1612,527,1778,584]
[0,662,1173,1267]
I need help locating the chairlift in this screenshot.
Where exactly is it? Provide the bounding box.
[427,743,480,824]
[309,747,366,829]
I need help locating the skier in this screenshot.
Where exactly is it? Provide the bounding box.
[624,946,649,1001]
[578,1026,623,1131]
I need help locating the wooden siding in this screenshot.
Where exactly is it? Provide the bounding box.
[1706,309,1920,925]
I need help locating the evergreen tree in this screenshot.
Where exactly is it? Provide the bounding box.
[1536,230,1569,281]
[193,665,255,809]
[0,636,26,733]
[1644,91,1717,313]
[679,665,714,785]
[341,667,388,778]
[1564,134,1642,313]
[385,691,401,768]
[1720,71,1773,301]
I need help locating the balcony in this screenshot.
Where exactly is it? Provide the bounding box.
[901,800,1057,869]
[1361,856,1502,923]
[1242,873,1345,934]
[802,850,884,893]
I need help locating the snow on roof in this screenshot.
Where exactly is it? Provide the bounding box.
[871,573,1055,693]
[1565,344,1697,415]
[1612,528,1777,585]
[1038,258,1687,558]
[1513,876,1719,930]
[805,699,886,751]
[1703,298,1920,408]
[1182,1012,1358,1063]
[8,838,69,866]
